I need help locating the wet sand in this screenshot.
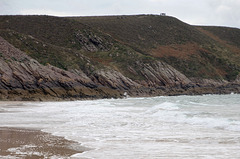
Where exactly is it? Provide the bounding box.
[0,127,88,158]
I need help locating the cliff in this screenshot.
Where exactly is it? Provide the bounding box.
[0,15,239,100]
[0,36,123,100]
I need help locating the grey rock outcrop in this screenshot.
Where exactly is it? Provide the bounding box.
[0,36,122,100]
[137,61,191,87]
[92,69,141,90]
[74,31,112,52]
[235,74,240,83]
[190,78,229,87]
[1,34,239,101]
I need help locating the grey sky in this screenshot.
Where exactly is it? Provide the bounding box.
[1,0,240,28]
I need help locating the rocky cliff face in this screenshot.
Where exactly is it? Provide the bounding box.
[0,36,123,100]
[1,34,240,101]
[136,61,191,87]
[0,36,199,100]
[92,69,141,90]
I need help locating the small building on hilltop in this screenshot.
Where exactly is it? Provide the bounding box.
[160,13,166,16]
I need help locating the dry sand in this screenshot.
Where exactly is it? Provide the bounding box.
[0,127,88,158]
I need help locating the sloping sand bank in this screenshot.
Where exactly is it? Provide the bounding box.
[0,127,87,158]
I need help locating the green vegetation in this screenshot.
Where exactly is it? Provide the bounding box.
[0,29,99,73]
[0,15,158,81]
[11,57,17,61]
[71,15,210,51]
[70,15,240,80]
[0,15,239,81]
[198,26,240,46]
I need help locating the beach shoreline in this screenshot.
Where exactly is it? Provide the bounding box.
[0,127,87,158]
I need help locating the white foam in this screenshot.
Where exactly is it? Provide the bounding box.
[145,100,240,132]
[0,156,20,159]
[1,95,240,158]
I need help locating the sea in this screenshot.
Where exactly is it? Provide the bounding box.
[0,94,240,159]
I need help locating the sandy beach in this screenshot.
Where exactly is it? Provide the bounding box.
[0,127,87,158]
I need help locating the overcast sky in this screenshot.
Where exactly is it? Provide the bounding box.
[1,0,239,28]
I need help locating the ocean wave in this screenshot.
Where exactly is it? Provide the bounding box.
[145,101,240,132]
